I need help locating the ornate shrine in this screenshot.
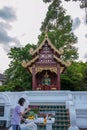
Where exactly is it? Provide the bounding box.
[22,35,70,90]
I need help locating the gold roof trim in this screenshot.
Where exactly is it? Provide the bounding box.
[22,56,39,68]
[26,56,39,67]
[32,34,63,55]
[66,60,71,67]
[35,66,57,74]
[29,66,65,74]
[21,60,27,68]
[29,48,34,55]
[28,66,57,74]
[53,55,71,67]
[60,67,65,73]
[28,67,32,73]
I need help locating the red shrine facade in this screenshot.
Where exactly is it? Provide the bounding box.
[22,35,70,90]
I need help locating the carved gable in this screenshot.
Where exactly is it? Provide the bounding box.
[36,41,57,65]
[22,34,71,74]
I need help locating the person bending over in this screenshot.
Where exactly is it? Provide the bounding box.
[11,97,30,130]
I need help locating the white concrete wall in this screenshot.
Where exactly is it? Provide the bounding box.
[0,91,87,128]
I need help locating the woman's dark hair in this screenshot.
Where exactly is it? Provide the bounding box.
[18,97,25,106]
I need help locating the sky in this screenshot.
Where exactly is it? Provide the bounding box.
[0,0,87,73]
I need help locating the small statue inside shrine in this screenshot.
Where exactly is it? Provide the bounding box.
[42,72,51,85]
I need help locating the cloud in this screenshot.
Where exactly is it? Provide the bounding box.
[0,22,11,30]
[72,17,81,31]
[0,6,17,22]
[2,41,22,53]
[85,33,87,39]
[0,21,20,46]
[0,23,18,43]
[84,53,87,59]
[0,6,21,52]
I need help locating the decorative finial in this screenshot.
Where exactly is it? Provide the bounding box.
[66,60,71,67]
[29,48,34,55]
[45,33,48,39]
[59,47,64,54]
[21,60,27,67]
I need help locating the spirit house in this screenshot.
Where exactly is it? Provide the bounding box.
[22,34,70,90]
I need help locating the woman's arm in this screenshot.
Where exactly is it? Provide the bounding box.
[19,107,31,116]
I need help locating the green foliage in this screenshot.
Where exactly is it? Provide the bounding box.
[38,0,78,61]
[29,111,35,116]
[3,44,37,91]
[61,61,87,91]
[0,83,15,91]
[29,108,39,115]
[43,0,52,3]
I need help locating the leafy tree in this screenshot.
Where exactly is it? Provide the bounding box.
[38,0,78,61]
[61,61,87,91]
[4,44,37,91]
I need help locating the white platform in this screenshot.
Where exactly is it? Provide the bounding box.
[0,90,87,129]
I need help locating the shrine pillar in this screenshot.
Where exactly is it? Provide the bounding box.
[57,64,60,90]
[32,65,36,90]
